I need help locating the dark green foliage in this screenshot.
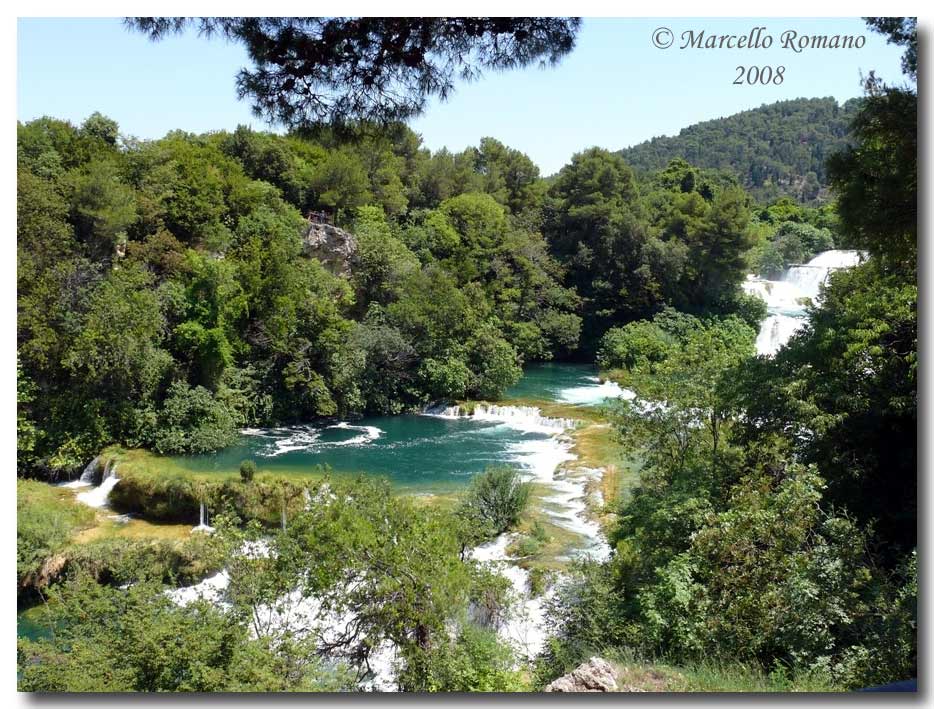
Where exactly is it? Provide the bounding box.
[18,110,762,474]
[826,85,916,270]
[728,261,917,560]
[151,381,241,455]
[399,624,526,691]
[17,117,586,475]
[543,150,755,350]
[129,18,580,126]
[620,97,861,202]
[753,221,835,277]
[18,578,348,691]
[546,85,918,681]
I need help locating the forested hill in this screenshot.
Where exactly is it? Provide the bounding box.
[619,97,860,203]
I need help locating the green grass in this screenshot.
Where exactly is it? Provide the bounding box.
[108,446,466,494]
[17,478,97,532]
[597,648,839,692]
[17,479,97,583]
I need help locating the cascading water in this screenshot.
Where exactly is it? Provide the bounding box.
[743,249,864,356]
[75,460,119,508]
[424,403,576,433]
[60,456,102,489]
[193,501,214,533]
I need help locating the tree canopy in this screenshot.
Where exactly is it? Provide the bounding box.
[127,17,581,126]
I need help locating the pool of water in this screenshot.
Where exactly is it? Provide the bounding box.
[172,413,554,491]
[169,363,624,490]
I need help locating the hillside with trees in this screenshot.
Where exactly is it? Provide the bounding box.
[619,97,861,203]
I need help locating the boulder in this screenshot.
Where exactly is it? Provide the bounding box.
[544,657,619,692]
[302,222,357,277]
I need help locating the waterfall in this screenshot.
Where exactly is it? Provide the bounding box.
[60,456,102,488]
[75,461,119,508]
[424,403,576,433]
[743,249,864,356]
[557,379,634,406]
[193,501,214,533]
[281,504,287,531]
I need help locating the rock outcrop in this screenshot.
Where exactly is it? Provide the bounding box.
[544,657,619,692]
[302,222,357,277]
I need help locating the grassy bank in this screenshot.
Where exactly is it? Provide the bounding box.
[17,479,97,589]
[17,476,226,597]
[592,649,838,692]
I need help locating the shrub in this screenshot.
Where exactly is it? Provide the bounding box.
[152,380,240,455]
[239,459,256,483]
[400,624,527,692]
[460,466,531,536]
[597,320,672,373]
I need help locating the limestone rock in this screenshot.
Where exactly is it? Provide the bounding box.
[302,222,357,277]
[544,657,619,692]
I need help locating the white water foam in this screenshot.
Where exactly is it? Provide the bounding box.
[469,533,552,660]
[167,569,231,607]
[167,540,397,690]
[424,403,575,434]
[557,378,635,406]
[428,403,612,660]
[251,422,384,457]
[59,456,101,488]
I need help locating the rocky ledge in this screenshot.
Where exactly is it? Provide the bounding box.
[544,657,619,692]
[302,222,357,277]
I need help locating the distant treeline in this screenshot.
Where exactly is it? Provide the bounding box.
[619,97,861,203]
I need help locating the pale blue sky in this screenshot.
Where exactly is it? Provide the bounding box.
[18,17,906,175]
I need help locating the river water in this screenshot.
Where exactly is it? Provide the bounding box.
[169,363,624,491]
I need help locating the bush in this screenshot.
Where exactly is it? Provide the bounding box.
[152,380,240,455]
[460,466,531,536]
[401,624,527,692]
[239,459,256,483]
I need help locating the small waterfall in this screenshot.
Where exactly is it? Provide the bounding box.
[281,505,287,531]
[60,456,101,488]
[557,379,635,406]
[744,249,864,356]
[75,460,119,508]
[193,501,214,533]
[424,403,576,433]
[81,456,101,483]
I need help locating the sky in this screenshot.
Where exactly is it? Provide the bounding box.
[17,17,907,175]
